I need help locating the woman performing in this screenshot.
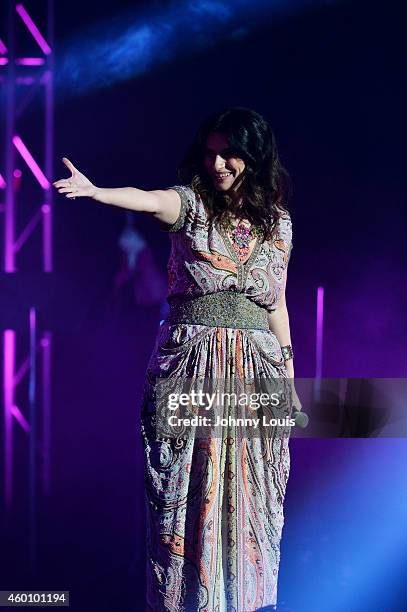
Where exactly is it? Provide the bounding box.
[53,107,298,612]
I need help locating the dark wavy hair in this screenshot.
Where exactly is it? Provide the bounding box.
[177,107,293,242]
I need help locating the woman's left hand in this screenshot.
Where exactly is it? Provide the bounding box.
[53,157,98,199]
[290,383,302,413]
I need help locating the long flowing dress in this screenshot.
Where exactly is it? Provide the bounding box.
[140,185,293,612]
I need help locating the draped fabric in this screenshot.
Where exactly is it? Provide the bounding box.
[140,185,293,611]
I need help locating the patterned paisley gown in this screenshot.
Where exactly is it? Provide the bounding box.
[140,185,293,612]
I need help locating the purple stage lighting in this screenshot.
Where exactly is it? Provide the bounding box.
[13,136,50,189]
[16,3,52,55]
[16,57,45,66]
[316,285,324,378]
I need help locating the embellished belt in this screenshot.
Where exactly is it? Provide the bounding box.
[166,291,269,330]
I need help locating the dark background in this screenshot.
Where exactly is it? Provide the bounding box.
[1,1,406,610]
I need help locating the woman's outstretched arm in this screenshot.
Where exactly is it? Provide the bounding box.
[52,157,182,226]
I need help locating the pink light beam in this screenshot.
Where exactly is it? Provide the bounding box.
[10,406,30,433]
[41,333,52,494]
[316,286,324,379]
[15,4,51,55]
[42,204,52,272]
[14,209,42,253]
[313,286,325,403]
[16,58,45,66]
[13,136,50,189]
[3,330,15,509]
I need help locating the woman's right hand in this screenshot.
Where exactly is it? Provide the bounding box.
[53,157,98,199]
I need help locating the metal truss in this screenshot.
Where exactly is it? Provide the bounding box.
[1,0,54,273]
[1,1,53,547]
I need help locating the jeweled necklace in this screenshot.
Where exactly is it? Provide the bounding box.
[222,217,263,261]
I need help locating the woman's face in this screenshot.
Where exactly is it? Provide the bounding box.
[204,131,246,192]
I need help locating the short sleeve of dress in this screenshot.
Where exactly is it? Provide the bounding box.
[159,185,196,233]
[277,211,293,269]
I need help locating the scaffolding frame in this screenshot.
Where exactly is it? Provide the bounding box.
[1,3,54,572]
